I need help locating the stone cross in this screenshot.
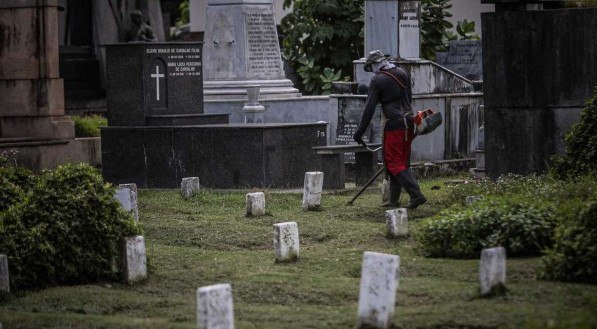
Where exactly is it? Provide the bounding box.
[357,251,400,329]
[273,222,300,263]
[0,254,9,294]
[302,172,324,211]
[197,283,235,329]
[181,177,201,199]
[123,236,147,283]
[385,208,408,238]
[479,247,507,296]
[118,183,139,221]
[246,192,266,216]
[150,65,165,101]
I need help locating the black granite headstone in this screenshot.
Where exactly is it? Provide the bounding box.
[334,97,381,162]
[436,40,483,81]
[106,42,208,126]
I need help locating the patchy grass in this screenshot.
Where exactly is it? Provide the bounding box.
[1,178,596,328]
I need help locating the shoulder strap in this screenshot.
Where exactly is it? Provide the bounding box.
[380,70,407,90]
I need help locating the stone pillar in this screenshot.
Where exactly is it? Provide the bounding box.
[385,208,408,238]
[357,251,400,329]
[197,283,235,329]
[479,247,507,296]
[246,192,266,216]
[302,171,324,210]
[123,236,147,283]
[0,0,76,170]
[273,222,300,263]
[243,86,265,124]
[181,177,201,199]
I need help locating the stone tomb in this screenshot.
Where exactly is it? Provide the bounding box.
[181,177,201,198]
[436,40,483,81]
[197,283,235,329]
[105,42,228,126]
[302,172,324,210]
[479,247,507,296]
[123,236,147,283]
[273,222,300,263]
[385,208,408,238]
[358,251,400,329]
[0,254,9,293]
[246,192,266,216]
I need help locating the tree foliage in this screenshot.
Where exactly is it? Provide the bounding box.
[281,0,363,95]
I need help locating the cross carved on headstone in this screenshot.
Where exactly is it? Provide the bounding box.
[150,65,164,101]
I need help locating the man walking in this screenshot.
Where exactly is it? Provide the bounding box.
[353,50,426,209]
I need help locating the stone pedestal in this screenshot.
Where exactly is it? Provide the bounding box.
[203,0,300,100]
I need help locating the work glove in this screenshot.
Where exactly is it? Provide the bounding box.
[353,133,367,147]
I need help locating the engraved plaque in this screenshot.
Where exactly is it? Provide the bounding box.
[244,9,284,79]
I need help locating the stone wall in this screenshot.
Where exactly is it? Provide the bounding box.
[482,8,597,178]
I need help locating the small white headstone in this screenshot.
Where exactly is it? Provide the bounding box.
[123,236,147,283]
[466,195,483,205]
[0,254,9,293]
[273,222,300,263]
[479,247,507,296]
[119,183,139,221]
[385,208,408,238]
[197,283,234,329]
[302,171,323,210]
[381,179,390,205]
[114,187,133,212]
[181,177,201,199]
[357,251,400,329]
[246,192,266,216]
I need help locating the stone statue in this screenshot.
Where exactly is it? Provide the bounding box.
[124,10,157,42]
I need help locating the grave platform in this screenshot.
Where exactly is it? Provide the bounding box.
[101,123,327,189]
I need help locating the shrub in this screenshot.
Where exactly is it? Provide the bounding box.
[416,200,557,258]
[73,115,107,138]
[551,86,597,179]
[0,167,34,212]
[540,202,597,283]
[0,164,140,290]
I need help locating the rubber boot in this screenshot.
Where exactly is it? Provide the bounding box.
[396,169,427,209]
[382,175,402,207]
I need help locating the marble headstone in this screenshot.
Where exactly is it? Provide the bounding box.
[197,283,235,329]
[273,222,300,263]
[202,0,300,100]
[302,172,324,211]
[479,247,506,296]
[115,186,139,221]
[119,183,139,221]
[0,254,9,293]
[385,208,408,238]
[436,40,483,81]
[181,177,201,199]
[123,236,147,283]
[357,251,400,329]
[246,192,266,216]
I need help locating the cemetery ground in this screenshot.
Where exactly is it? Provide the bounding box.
[1,178,597,329]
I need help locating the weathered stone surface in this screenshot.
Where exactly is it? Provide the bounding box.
[385,208,408,238]
[123,236,147,283]
[273,222,300,263]
[381,178,390,205]
[119,183,139,221]
[465,195,483,205]
[115,188,133,211]
[181,177,201,199]
[436,40,483,81]
[358,251,400,329]
[246,192,266,216]
[479,247,506,296]
[0,254,9,293]
[302,172,324,211]
[196,283,234,329]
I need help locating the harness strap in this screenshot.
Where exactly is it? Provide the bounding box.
[381,69,413,141]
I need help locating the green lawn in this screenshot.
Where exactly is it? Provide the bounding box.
[1,179,596,328]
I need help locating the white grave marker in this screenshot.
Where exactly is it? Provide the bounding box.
[123,236,147,283]
[151,66,164,101]
[479,247,507,296]
[385,208,408,238]
[357,251,400,329]
[302,171,323,210]
[118,183,139,221]
[181,177,201,199]
[273,222,300,263]
[246,192,266,216]
[0,254,9,293]
[197,283,235,329]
